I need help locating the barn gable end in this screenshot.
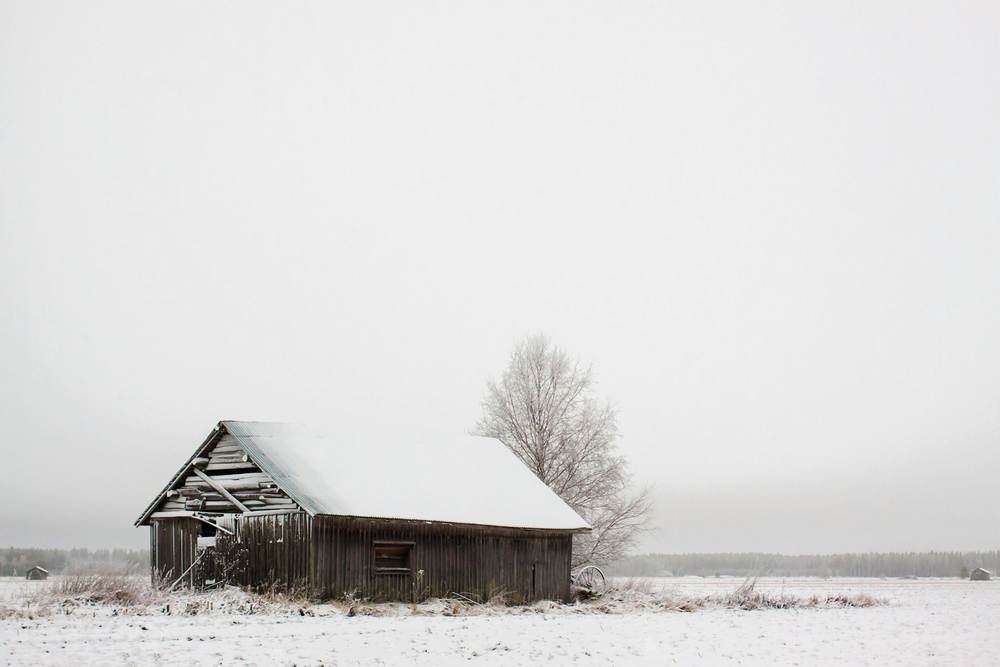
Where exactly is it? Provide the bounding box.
[138,425,302,523]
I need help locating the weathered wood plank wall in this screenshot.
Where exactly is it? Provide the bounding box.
[309,516,573,602]
[240,512,311,591]
[150,518,200,586]
[153,512,575,601]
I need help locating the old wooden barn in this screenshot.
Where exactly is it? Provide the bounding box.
[135,421,590,601]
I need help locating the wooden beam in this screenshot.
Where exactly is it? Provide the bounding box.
[192,467,251,514]
[168,548,208,592]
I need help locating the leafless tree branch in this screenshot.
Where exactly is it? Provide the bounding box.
[474,334,652,567]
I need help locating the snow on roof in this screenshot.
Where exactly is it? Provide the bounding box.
[223,420,591,532]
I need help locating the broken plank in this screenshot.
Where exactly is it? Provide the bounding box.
[192,467,251,513]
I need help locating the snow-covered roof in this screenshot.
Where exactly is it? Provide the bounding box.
[141,420,590,532]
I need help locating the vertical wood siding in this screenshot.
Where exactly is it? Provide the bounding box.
[152,512,575,602]
[239,512,311,591]
[149,518,200,586]
[310,516,573,602]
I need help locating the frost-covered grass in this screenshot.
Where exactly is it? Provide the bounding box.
[8,577,318,619]
[3,577,998,665]
[712,577,883,609]
[44,574,153,606]
[3,575,884,619]
[572,576,884,613]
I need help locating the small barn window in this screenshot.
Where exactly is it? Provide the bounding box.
[374,541,413,573]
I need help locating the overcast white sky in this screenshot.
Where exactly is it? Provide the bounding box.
[2,1,998,554]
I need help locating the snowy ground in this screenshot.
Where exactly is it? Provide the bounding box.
[2,576,998,666]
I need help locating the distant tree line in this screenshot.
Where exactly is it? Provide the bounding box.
[608,551,1000,578]
[0,547,148,576]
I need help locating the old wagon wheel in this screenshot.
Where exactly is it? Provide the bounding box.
[573,565,607,595]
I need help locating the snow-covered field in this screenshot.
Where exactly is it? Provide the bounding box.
[2,576,998,666]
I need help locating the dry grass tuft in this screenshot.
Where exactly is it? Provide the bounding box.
[167,587,315,617]
[816,593,883,608]
[0,605,51,620]
[613,577,658,594]
[485,588,512,607]
[591,577,888,613]
[712,577,801,610]
[707,578,886,611]
[47,575,154,607]
[249,583,316,606]
[327,591,390,617]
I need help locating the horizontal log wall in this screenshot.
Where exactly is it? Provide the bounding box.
[155,432,300,514]
[310,516,573,602]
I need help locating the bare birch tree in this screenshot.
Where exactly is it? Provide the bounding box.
[474,334,651,567]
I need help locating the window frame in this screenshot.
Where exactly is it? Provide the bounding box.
[373,540,415,574]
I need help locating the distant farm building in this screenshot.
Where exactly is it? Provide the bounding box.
[970,568,992,581]
[136,421,590,601]
[25,566,48,581]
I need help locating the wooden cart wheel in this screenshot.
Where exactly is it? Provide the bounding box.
[573,565,607,595]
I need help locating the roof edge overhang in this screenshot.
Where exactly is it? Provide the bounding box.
[311,513,592,534]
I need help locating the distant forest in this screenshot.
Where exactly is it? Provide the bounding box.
[608,552,1000,578]
[0,547,148,576]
